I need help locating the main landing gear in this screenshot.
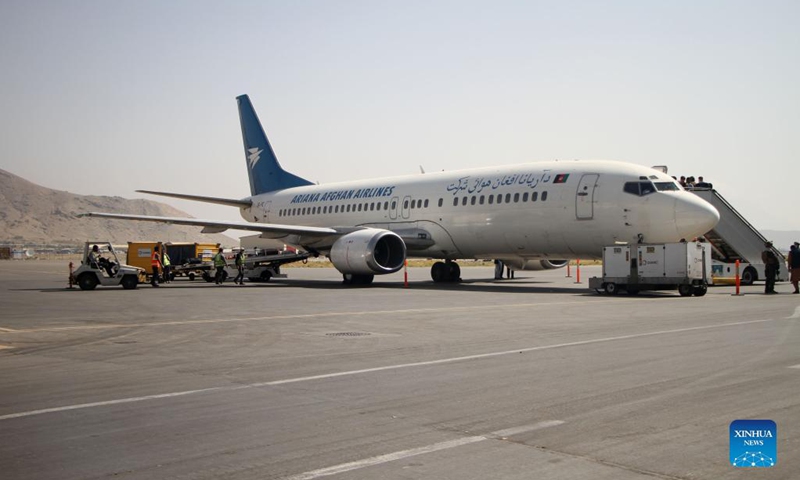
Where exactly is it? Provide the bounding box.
[431,261,461,283]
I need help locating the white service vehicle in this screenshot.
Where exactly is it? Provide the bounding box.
[590,241,711,296]
[73,242,145,290]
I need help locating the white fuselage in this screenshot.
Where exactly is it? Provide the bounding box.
[239,160,719,261]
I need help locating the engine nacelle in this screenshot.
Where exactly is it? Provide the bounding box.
[503,259,569,271]
[329,229,407,275]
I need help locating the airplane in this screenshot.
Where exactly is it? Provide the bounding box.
[81,95,720,285]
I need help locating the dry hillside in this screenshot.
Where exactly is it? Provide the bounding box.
[0,169,234,246]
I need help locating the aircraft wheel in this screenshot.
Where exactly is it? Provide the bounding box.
[121,275,138,290]
[431,262,447,282]
[741,267,756,286]
[77,273,98,291]
[693,284,708,297]
[604,282,618,295]
[678,284,693,297]
[446,262,461,282]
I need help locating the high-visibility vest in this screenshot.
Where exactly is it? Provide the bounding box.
[163,253,171,266]
[213,253,226,267]
[235,253,245,266]
[151,250,161,267]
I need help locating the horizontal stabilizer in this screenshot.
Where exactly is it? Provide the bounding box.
[136,190,252,208]
[78,212,337,237]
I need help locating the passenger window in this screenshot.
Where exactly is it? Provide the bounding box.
[391,201,396,210]
[479,195,485,205]
[424,199,429,208]
[531,192,538,202]
[497,195,503,204]
[542,191,548,201]
[384,201,389,210]
[522,192,528,202]
[471,196,477,205]
[505,193,511,203]
[404,200,409,209]
[357,204,362,212]
[488,195,494,204]
[370,203,375,211]
[462,197,468,206]
[346,205,351,212]
[438,198,443,207]
[453,197,458,207]
[514,193,520,203]
[376,202,381,211]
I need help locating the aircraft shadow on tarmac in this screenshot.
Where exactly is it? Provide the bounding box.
[31,278,682,297]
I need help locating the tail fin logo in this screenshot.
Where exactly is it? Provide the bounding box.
[248,147,263,169]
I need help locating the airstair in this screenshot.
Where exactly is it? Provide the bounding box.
[689,188,787,282]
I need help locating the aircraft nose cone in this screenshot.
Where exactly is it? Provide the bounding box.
[676,195,720,239]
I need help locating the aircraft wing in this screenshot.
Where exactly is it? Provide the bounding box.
[77,212,337,237]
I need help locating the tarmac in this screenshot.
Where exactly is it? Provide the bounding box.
[1,260,798,480]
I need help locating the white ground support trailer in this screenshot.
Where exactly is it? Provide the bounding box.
[197,250,310,283]
[73,242,145,290]
[589,242,711,296]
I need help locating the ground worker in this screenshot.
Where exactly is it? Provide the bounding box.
[162,251,172,283]
[213,247,227,285]
[234,249,246,285]
[151,245,162,287]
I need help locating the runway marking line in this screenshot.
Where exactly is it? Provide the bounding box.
[0,345,13,350]
[789,364,800,369]
[3,299,619,334]
[0,327,17,332]
[0,317,789,422]
[282,420,565,480]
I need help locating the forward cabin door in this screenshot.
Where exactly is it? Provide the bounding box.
[576,174,599,220]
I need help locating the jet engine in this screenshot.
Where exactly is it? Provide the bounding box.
[329,229,407,275]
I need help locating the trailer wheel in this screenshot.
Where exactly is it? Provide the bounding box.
[693,284,708,297]
[188,273,195,281]
[260,270,272,282]
[121,275,138,290]
[604,283,618,295]
[741,267,756,286]
[678,284,693,297]
[77,273,99,291]
[202,273,213,283]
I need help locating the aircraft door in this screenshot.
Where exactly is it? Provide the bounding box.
[576,174,599,220]
[389,197,398,220]
[401,195,411,219]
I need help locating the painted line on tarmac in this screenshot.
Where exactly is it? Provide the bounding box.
[3,299,617,334]
[0,345,13,350]
[0,327,17,332]
[0,317,785,422]
[788,306,800,319]
[788,364,800,369]
[282,420,564,480]
[0,386,232,421]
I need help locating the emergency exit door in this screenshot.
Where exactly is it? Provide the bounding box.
[576,174,599,220]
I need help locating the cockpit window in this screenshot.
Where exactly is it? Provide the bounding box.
[654,182,680,191]
[623,181,657,196]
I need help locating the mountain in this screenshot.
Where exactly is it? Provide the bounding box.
[761,230,800,253]
[0,169,235,246]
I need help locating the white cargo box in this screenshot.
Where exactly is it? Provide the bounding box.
[591,241,711,296]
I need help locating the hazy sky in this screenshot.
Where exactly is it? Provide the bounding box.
[1,1,798,234]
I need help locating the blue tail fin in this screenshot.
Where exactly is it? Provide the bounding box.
[237,94,313,195]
